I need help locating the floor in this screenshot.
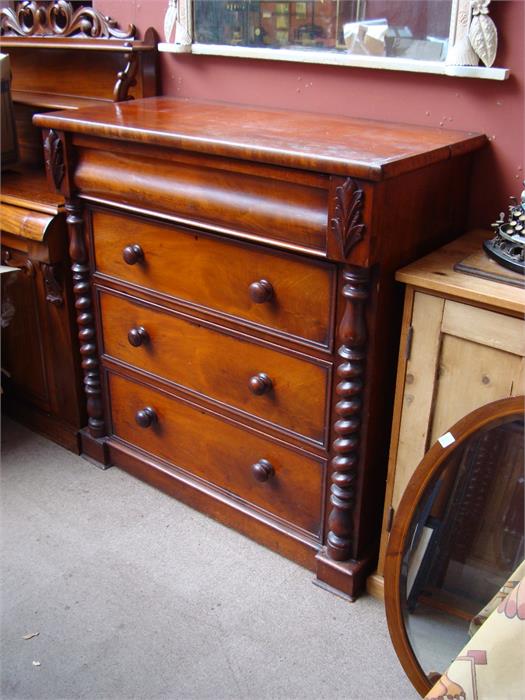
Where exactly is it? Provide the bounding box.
[0,417,418,700]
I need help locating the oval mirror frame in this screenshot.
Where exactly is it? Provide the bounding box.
[384,395,525,697]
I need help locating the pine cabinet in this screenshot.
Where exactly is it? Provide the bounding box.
[369,230,525,598]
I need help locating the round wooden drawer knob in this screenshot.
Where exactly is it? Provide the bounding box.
[248,373,273,395]
[251,459,275,482]
[128,326,149,347]
[249,279,273,304]
[122,244,144,265]
[135,406,157,428]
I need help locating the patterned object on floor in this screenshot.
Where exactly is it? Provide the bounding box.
[425,560,525,700]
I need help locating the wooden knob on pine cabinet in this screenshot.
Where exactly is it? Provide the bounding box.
[249,279,273,303]
[135,406,157,428]
[251,459,275,482]
[122,244,144,265]
[128,326,149,347]
[248,373,273,395]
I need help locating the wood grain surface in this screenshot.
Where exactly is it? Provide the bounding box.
[396,229,525,317]
[33,96,486,180]
[32,95,487,597]
[99,289,330,444]
[1,168,63,214]
[92,209,335,347]
[75,146,329,252]
[108,371,324,537]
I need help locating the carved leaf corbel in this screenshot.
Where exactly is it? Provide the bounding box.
[330,178,366,259]
[43,129,65,192]
[42,263,64,306]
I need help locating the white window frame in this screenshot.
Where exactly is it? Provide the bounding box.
[158,0,509,81]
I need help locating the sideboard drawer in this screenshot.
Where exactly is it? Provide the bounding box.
[99,291,329,444]
[92,209,335,347]
[108,372,323,536]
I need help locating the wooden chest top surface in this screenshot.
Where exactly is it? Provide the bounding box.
[34,96,486,181]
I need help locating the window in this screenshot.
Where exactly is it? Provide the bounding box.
[159,0,508,80]
[194,1,451,62]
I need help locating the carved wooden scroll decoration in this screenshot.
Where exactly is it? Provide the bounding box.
[330,178,366,259]
[327,266,369,561]
[65,200,105,439]
[0,1,135,39]
[113,48,138,102]
[43,129,65,192]
[42,263,64,306]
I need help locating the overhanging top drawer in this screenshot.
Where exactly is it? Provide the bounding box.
[74,144,329,255]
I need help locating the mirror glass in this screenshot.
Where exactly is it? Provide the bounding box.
[193,1,452,62]
[400,415,524,681]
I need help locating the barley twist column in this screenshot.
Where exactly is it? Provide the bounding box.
[327,265,369,561]
[65,200,105,439]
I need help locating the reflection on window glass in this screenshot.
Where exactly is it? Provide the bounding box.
[193,1,453,61]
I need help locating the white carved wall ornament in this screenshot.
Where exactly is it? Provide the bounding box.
[446,0,498,67]
[163,0,192,52]
[469,0,498,67]
[163,0,177,44]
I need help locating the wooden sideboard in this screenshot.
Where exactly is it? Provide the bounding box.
[368,230,525,599]
[34,97,485,598]
[0,2,157,450]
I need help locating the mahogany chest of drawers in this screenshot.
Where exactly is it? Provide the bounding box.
[34,97,485,598]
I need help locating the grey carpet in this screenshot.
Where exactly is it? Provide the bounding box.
[0,417,418,700]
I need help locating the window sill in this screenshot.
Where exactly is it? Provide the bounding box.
[158,42,510,81]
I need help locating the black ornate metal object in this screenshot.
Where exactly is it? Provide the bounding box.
[483,182,525,275]
[0,1,136,39]
[330,178,366,259]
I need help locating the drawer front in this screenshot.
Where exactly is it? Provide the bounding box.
[108,372,323,536]
[0,202,56,242]
[75,146,329,253]
[92,209,334,347]
[100,291,329,444]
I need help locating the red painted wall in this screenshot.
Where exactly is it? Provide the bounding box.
[96,0,524,229]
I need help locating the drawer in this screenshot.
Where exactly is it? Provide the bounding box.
[91,209,334,348]
[75,145,329,253]
[0,202,60,243]
[108,372,323,536]
[100,291,329,444]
